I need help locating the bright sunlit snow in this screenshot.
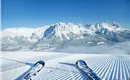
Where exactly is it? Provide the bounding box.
[1,52,130,80]
[1,22,130,80]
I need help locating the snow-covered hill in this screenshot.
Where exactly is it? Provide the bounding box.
[1,22,130,51]
[1,52,130,80]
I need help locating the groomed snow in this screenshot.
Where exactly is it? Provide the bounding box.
[1,52,130,80]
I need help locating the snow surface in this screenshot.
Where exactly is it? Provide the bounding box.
[1,22,130,80]
[1,52,130,80]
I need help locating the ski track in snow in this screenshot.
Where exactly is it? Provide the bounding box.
[1,52,130,80]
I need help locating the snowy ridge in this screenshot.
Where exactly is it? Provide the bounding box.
[2,28,36,38]
[2,22,127,40]
[1,22,130,51]
[88,22,124,34]
[53,22,87,40]
[2,27,50,42]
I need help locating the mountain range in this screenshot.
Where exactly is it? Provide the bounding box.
[1,22,130,51]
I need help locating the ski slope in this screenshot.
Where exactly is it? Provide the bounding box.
[1,52,130,80]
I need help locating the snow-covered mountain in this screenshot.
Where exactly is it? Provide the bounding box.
[1,22,130,51]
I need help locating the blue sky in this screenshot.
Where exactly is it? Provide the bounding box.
[1,0,129,29]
